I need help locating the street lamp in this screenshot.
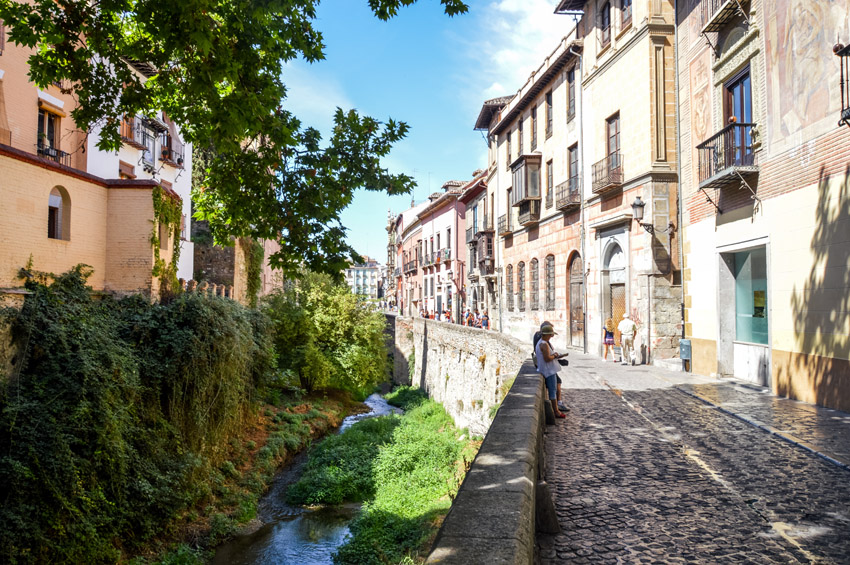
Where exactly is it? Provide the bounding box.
[631,196,674,235]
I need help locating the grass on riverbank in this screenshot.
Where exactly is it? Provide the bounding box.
[286,387,480,564]
[135,390,363,564]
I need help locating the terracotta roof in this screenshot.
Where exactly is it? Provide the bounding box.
[474,96,513,131]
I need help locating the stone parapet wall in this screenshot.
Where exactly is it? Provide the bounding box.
[427,361,546,564]
[392,316,527,437]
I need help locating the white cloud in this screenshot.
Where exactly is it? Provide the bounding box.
[452,0,577,108]
[280,62,354,136]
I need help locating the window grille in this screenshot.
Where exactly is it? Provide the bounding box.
[506,265,514,310]
[530,259,539,310]
[545,255,555,310]
[518,262,526,312]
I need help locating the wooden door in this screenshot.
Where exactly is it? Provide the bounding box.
[569,256,584,348]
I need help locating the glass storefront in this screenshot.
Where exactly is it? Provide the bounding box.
[733,247,768,345]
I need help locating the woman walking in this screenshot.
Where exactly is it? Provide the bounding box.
[603,318,616,361]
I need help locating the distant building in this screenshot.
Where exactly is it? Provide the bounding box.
[344,256,381,299]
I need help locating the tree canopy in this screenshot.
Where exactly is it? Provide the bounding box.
[0,0,468,276]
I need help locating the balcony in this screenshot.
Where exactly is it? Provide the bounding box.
[394,267,401,277]
[440,248,451,262]
[696,123,758,189]
[556,176,581,211]
[498,214,513,237]
[404,259,418,274]
[422,252,433,267]
[591,153,623,195]
[36,142,72,167]
[466,227,475,243]
[120,116,150,150]
[700,0,747,33]
[518,200,541,227]
[510,154,542,207]
[159,133,185,167]
[836,43,850,128]
[481,213,494,233]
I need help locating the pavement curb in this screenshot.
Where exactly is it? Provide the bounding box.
[676,386,850,473]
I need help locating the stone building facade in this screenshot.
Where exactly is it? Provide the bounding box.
[0,26,193,298]
[458,174,493,315]
[675,0,850,410]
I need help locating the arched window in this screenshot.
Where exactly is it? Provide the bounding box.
[518,261,526,312]
[545,255,555,310]
[506,265,514,311]
[47,186,70,240]
[530,258,539,310]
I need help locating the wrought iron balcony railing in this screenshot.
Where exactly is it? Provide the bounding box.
[518,200,541,226]
[481,213,494,233]
[591,153,623,194]
[498,214,513,237]
[159,133,185,167]
[556,176,581,211]
[36,142,72,167]
[700,0,746,33]
[696,123,758,189]
[836,42,850,128]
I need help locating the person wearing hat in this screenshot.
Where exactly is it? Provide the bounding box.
[533,321,568,412]
[618,313,638,365]
[535,324,567,419]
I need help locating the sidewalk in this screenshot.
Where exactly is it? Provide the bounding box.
[677,380,850,470]
[564,351,850,471]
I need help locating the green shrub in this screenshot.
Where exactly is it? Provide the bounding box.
[0,267,275,563]
[384,386,427,411]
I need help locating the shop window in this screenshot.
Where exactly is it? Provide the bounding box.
[733,248,768,345]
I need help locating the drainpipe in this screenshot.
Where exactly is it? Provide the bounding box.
[673,0,686,345]
[569,42,587,354]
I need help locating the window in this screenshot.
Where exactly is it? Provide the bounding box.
[725,69,754,166]
[567,69,576,121]
[37,109,59,152]
[733,248,768,345]
[607,112,621,157]
[506,131,512,169]
[546,160,554,208]
[546,91,553,137]
[518,119,523,157]
[437,233,441,251]
[48,188,62,239]
[569,144,579,185]
[531,106,538,150]
[622,0,632,28]
[447,228,451,251]
[473,205,479,233]
[545,255,555,310]
[530,258,539,310]
[600,2,612,47]
[518,262,526,311]
[506,265,514,311]
[506,188,512,229]
[511,155,542,204]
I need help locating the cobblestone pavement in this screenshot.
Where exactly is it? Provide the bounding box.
[539,353,850,564]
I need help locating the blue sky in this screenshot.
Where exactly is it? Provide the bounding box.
[282,0,576,261]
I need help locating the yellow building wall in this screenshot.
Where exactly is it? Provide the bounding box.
[0,154,108,288]
[105,187,158,296]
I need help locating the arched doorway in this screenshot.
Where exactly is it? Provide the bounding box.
[602,242,626,343]
[568,254,585,348]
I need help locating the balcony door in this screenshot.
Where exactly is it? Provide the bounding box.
[606,113,621,172]
[725,70,753,166]
[569,254,585,348]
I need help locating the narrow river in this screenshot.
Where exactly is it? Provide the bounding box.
[211,394,402,565]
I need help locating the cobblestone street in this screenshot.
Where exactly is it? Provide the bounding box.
[539,354,850,564]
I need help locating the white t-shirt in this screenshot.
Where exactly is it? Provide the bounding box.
[618,318,637,338]
[535,339,561,376]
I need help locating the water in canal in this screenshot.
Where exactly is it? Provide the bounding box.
[212,393,402,565]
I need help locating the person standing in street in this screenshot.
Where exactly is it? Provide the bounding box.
[535,324,567,418]
[533,321,568,413]
[480,310,490,330]
[618,313,638,365]
[603,318,616,362]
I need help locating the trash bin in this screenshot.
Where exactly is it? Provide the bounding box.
[679,339,691,372]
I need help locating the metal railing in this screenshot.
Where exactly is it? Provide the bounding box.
[518,200,541,226]
[160,133,185,167]
[498,214,513,236]
[591,153,623,194]
[696,123,756,186]
[482,213,494,232]
[556,176,581,210]
[36,142,72,167]
[700,0,740,32]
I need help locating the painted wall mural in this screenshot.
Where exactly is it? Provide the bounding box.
[689,49,713,190]
[765,0,850,147]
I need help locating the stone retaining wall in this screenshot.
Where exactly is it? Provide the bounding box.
[388,315,528,437]
[427,361,547,564]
